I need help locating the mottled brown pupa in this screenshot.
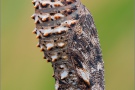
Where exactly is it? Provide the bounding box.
[31,0,105,90]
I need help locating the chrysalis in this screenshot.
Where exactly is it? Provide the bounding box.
[31,0,105,90]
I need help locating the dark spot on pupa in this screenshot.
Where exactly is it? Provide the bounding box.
[68,28,72,31]
[86,46,90,53]
[58,52,60,55]
[75,14,79,20]
[95,55,102,63]
[37,21,40,24]
[44,34,51,37]
[70,23,75,27]
[95,47,101,54]
[89,42,93,47]
[59,80,65,84]
[43,18,49,22]
[51,0,55,2]
[59,57,62,59]
[50,13,55,15]
[33,2,35,5]
[89,79,94,86]
[73,34,77,40]
[67,1,72,4]
[42,4,50,8]
[63,50,66,52]
[89,61,96,69]
[69,72,72,74]
[54,40,57,42]
[74,56,83,68]
[51,27,54,29]
[35,6,39,9]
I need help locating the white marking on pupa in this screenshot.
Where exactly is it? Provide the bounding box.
[68,79,72,83]
[36,42,40,47]
[97,62,103,71]
[31,14,36,19]
[91,24,95,28]
[50,13,65,20]
[46,43,54,50]
[40,45,45,51]
[58,42,65,47]
[39,14,50,21]
[34,15,39,24]
[91,83,103,90]
[40,0,63,8]
[76,68,90,85]
[81,52,89,60]
[60,65,65,69]
[51,1,64,7]
[55,81,59,90]
[32,28,37,34]
[39,25,69,36]
[72,82,76,85]
[82,63,89,71]
[91,37,97,46]
[34,1,39,8]
[54,13,64,18]
[78,48,82,50]
[91,67,96,73]
[51,53,58,62]
[62,20,77,27]
[42,28,52,36]
[82,63,91,77]
[62,56,68,59]
[54,26,68,33]
[74,42,77,44]
[36,30,41,38]
[69,87,74,90]
[72,77,77,80]
[82,31,89,38]
[78,37,81,39]
[61,70,68,79]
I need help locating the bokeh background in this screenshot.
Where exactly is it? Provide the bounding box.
[1,0,134,90]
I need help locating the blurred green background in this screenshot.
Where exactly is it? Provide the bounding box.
[1,0,134,90]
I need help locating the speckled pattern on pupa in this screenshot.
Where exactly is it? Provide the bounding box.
[32,0,105,90]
